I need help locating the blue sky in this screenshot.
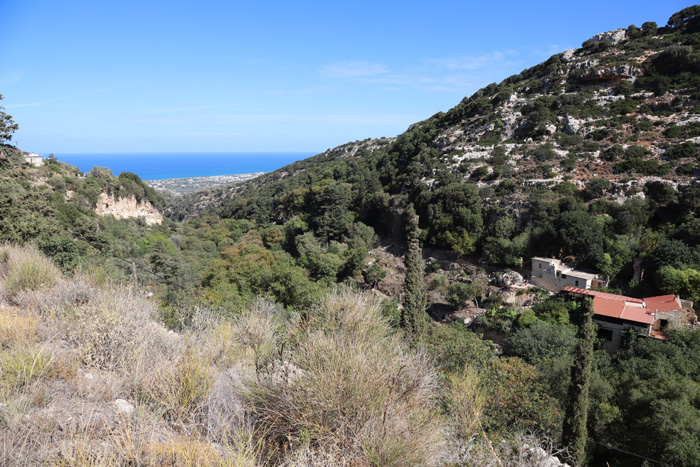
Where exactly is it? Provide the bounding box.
[0,0,694,154]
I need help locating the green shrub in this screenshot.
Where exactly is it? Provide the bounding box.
[446,282,480,308]
[530,144,557,162]
[601,144,624,162]
[584,178,612,200]
[665,141,699,159]
[609,98,639,115]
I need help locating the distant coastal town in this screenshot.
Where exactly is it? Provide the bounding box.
[146,172,264,196]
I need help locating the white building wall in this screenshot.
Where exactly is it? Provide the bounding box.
[530,258,593,291]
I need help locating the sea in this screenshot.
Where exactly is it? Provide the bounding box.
[53,152,316,180]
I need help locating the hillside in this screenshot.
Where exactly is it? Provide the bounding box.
[176,9,700,217]
[168,7,700,287]
[4,6,700,467]
[0,243,578,466]
[0,145,222,291]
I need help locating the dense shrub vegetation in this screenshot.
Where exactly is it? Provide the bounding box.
[2,6,700,465]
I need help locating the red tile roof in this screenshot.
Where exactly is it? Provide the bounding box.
[645,295,682,313]
[561,287,685,325]
[561,286,644,304]
[592,297,655,325]
[619,304,655,325]
[592,296,624,318]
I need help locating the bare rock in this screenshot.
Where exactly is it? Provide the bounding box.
[581,65,643,84]
[112,399,135,416]
[94,192,163,226]
[560,49,577,62]
[564,115,583,135]
[588,28,627,45]
[494,271,524,287]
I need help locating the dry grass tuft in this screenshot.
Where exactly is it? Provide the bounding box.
[139,347,214,423]
[204,367,250,444]
[233,301,282,379]
[0,306,39,348]
[246,289,446,466]
[0,244,60,295]
[145,438,221,466]
[446,365,486,441]
[62,284,169,370]
[0,344,59,390]
[143,427,266,466]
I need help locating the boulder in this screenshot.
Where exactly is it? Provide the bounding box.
[112,399,135,416]
[494,271,524,287]
[564,115,583,135]
[588,28,627,45]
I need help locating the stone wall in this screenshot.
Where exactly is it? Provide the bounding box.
[653,310,686,330]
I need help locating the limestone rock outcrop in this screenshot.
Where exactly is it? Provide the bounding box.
[580,65,643,84]
[588,28,627,45]
[94,192,163,226]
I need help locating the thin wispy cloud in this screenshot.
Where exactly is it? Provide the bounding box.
[320,50,527,93]
[424,50,520,70]
[133,111,423,127]
[189,131,242,136]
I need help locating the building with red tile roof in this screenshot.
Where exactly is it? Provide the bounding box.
[560,286,693,351]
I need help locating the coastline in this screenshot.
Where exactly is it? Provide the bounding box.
[146,172,265,196]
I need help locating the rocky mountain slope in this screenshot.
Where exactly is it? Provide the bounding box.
[170,7,699,224]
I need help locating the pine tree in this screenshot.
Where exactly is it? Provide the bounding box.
[401,204,426,338]
[562,297,594,465]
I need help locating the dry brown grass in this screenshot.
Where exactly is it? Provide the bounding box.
[0,306,39,348]
[61,284,172,371]
[0,245,464,466]
[232,301,282,379]
[138,346,214,424]
[0,244,60,296]
[245,289,446,466]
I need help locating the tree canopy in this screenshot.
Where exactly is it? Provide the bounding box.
[0,95,19,143]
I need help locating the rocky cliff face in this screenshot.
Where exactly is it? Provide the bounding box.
[94,192,163,226]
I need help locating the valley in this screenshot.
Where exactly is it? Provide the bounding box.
[1,6,700,466]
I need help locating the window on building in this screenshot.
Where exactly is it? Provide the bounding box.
[562,274,567,279]
[538,263,541,269]
[575,280,579,287]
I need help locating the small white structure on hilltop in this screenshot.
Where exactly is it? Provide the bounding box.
[530,257,606,292]
[24,153,43,167]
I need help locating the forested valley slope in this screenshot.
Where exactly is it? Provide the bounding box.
[1,6,700,466]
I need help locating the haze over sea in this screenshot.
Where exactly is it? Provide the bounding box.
[54,152,315,181]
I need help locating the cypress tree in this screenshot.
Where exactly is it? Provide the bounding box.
[401,204,427,338]
[562,297,594,465]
